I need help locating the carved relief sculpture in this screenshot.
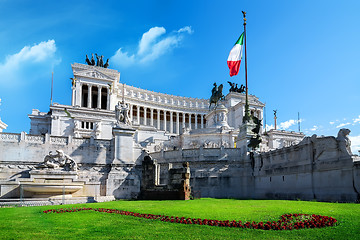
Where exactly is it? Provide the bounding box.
[37,150,78,171]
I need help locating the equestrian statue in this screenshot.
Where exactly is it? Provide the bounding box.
[209,82,225,109]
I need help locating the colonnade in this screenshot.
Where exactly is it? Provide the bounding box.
[78,84,109,110]
[130,105,206,134]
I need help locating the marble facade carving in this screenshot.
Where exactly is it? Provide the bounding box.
[37,150,78,171]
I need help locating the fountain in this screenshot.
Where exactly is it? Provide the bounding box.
[19,150,84,199]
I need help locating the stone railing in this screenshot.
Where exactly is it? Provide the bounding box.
[25,134,45,144]
[0,132,111,147]
[150,147,244,163]
[0,133,20,142]
[121,84,209,111]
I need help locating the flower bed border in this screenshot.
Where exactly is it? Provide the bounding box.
[43,207,337,230]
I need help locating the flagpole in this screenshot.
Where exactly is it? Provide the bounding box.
[242,11,250,123]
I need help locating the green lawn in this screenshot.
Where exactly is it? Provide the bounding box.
[0,199,359,239]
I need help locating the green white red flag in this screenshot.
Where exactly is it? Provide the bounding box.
[227,32,244,77]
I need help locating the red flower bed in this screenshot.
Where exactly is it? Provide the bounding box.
[43,208,337,230]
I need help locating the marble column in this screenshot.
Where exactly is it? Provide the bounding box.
[188,113,192,130]
[130,104,133,122]
[143,107,147,126]
[87,84,92,108]
[97,86,101,109]
[170,111,173,133]
[71,86,75,106]
[150,108,154,127]
[106,88,110,110]
[77,82,82,107]
[182,113,186,129]
[201,114,204,129]
[176,112,179,134]
[157,109,160,130]
[163,110,167,132]
[137,106,140,125]
[195,114,198,129]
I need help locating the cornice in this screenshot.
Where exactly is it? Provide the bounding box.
[72,63,120,82]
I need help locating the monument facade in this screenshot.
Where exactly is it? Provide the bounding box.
[0,61,358,205]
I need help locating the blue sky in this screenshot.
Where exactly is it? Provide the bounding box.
[0,0,359,153]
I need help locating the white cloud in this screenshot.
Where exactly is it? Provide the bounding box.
[310,125,318,131]
[138,27,166,56]
[336,122,351,128]
[140,36,180,63]
[265,124,274,131]
[353,115,360,124]
[177,26,194,34]
[329,121,335,125]
[110,26,193,68]
[278,119,297,130]
[349,135,360,154]
[265,119,303,131]
[110,48,135,67]
[0,40,60,87]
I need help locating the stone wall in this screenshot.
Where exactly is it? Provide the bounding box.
[254,135,360,202]
[150,136,360,202]
[1,131,359,202]
[150,147,255,199]
[139,156,191,200]
[0,132,140,200]
[0,132,112,164]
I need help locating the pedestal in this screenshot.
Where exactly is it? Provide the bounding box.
[106,165,140,199]
[235,122,256,154]
[112,125,136,164]
[205,104,230,129]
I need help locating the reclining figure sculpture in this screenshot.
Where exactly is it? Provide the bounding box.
[37,150,78,171]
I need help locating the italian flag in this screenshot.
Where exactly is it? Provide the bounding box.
[227,32,244,77]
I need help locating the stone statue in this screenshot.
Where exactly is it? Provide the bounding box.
[227,81,245,93]
[99,55,104,67]
[209,83,224,109]
[115,101,131,126]
[74,120,80,129]
[248,115,262,151]
[95,53,100,66]
[237,84,245,93]
[273,110,277,118]
[248,135,262,151]
[336,128,352,156]
[85,53,108,68]
[37,150,78,171]
[90,54,96,66]
[251,115,262,135]
[104,59,109,68]
[227,81,236,92]
[40,151,61,169]
[85,55,91,65]
[70,77,77,87]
